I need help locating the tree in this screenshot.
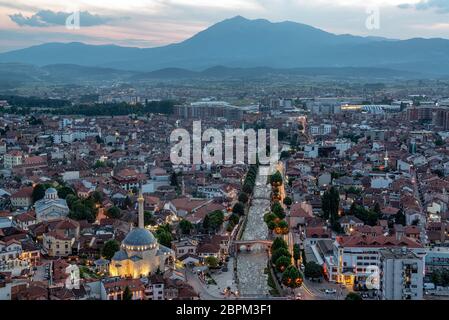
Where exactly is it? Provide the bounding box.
[271,202,285,219]
[155,230,172,248]
[321,187,340,224]
[304,262,323,279]
[122,286,133,300]
[32,184,46,203]
[205,256,219,268]
[293,244,301,262]
[270,171,283,186]
[271,248,291,264]
[144,211,156,226]
[264,212,277,224]
[283,196,293,207]
[276,220,289,235]
[91,191,104,203]
[272,237,288,252]
[229,214,240,225]
[373,202,382,216]
[345,292,362,300]
[238,193,249,204]
[69,199,96,222]
[94,160,106,169]
[57,186,75,199]
[179,219,193,235]
[232,202,245,216]
[394,209,406,226]
[275,256,292,273]
[106,206,122,219]
[242,184,253,194]
[204,210,224,232]
[102,240,120,260]
[282,265,303,288]
[267,221,276,231]
[170,172,179,187]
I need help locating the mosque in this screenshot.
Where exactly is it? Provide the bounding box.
[109,191,175,278]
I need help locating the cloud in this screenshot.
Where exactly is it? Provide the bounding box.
[9,10,122,27]
[399,0,449,13]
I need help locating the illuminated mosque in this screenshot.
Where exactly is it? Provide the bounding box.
[109,191,175,278]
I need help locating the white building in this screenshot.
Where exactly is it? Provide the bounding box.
[379,248,424,300]
[35,188,70,222]
[3,150,22,169]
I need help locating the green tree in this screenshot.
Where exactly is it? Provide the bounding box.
[345,292,362,300]
[232,202,245,216]
[270,171,283,186]
[293,244,301,262]
[102,240,120,260]
[304,261,323,279]
[69,200,96,222]
[275,256,292,272]
[283,196,293,207]
[94,160,106,169]
[394,209,406,226]
[271,248,291,264]
[264,212,277,224]
[170,172,179,187]
[229,214,240,225]
[32,184,46,203]
[57,186,75,199]
[238,193,249,204]
[267,221,276,230]
[271,202,285,219]
[282,265,303,288]
[272,237,288,252]
[144,211,156,226]
[205,256,219,268]
[91,191,104,203]
[179,219,193,235]
[321,187,340,224]
[155,230,172,248]
[106,206,122,219]
[205,210,225,232]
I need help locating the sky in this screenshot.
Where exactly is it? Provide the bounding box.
[2,0,449,52]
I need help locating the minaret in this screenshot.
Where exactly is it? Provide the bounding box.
[181,176,185,196]
[138,188,144,229]
[384,150,389,169]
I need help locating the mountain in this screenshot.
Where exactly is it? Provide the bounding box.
[1,16,449,75]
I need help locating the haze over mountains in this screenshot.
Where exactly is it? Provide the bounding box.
[1,15,449,80]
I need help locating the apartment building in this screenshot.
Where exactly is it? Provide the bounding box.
[379,248,424,300]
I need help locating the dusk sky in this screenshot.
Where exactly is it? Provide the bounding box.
[2,0,449,52]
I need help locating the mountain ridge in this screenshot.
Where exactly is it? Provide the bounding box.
[1,16,449,74]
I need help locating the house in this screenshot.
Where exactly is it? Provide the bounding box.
[289,202,313,228]
[171,239,198,257]
[14,211,37,231]
[10,187,33,208]
[100,277,145,300]
[338,216,364,234]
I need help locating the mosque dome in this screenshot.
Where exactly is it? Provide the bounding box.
[122,228,157,249]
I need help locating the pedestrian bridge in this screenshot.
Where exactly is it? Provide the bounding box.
[233,240,272,252]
